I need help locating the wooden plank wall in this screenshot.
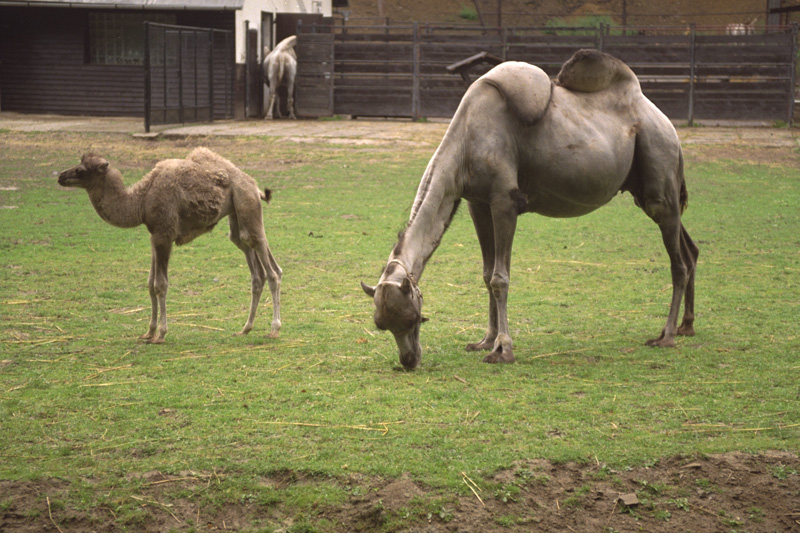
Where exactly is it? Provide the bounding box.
[0,7,234,118]
[295,24,797,122]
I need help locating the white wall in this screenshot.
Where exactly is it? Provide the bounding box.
[234,0,331,63]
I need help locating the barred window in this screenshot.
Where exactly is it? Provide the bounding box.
[88,12,176,65]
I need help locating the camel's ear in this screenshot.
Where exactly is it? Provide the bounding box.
[421,316,430,323]
[360,281,376,297]
[400,277,412,294]
[84,156,109,172]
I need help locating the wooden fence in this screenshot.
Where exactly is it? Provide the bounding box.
[295,24,798,123]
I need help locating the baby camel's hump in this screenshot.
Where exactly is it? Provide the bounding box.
[143,148,240,244]
[174,147,242,221]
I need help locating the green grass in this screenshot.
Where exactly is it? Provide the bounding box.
[1,130,798,529]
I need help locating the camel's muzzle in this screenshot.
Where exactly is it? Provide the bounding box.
[392,323,422,370]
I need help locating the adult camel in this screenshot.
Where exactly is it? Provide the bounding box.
[361,49,699,369]
[263,35,297,120]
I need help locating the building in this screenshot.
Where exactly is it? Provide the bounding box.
[0,0,332,118]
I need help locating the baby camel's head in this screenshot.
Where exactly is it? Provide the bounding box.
[58,153,109,189]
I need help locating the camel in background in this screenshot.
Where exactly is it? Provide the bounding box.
[362,49,699,369]
[263,35,298,119]
[58,148,282,344]
[726,18,758,35]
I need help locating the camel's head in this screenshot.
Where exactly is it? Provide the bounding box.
[57,154,109,189]
[361,268,427,370]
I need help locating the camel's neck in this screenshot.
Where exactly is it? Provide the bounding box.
[86,169,144,229]
[383,149,462,283]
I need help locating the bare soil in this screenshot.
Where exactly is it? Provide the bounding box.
[1,452,798,531]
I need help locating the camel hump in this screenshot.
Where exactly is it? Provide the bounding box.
[477,61,552,125]
[556,49,638,93]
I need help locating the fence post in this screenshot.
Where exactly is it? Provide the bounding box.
[177,29,184,124]
[208,29,215,122]
[193,30,199,121]
[597,23,605,52]
[688,24,696,126]
[412,22,421,120]
[788,23,797,125]
[144,22,151,133]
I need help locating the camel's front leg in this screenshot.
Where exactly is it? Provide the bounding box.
[465,202,498,352]
[141,253,159,341]
[483,199,518,364]
[143,240,171,344]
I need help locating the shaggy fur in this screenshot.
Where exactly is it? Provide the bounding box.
[58,147,282,343]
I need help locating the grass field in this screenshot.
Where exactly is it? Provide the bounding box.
[1,127,798,531]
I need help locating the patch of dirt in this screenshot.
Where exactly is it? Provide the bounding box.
[2,452,798,531]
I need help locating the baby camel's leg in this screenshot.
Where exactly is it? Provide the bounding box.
[257,242,282,337]
[142,239,171,344]
[230,213,266,336]
[141,253,158,341]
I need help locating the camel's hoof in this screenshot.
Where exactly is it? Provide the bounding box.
[268,331,280,339]
[145,337,166,345]
[466,340,493,352]
[676,324,695,337]
[645,337,676,348]
[483,348,515,364]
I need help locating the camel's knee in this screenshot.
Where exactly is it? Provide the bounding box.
[481,269,493,289]
[251,275,265,293]
[151,268,169,296]
[238,228,259,248]
[670,263,689,287]
[153,277,168,297]
[489,273,509,295]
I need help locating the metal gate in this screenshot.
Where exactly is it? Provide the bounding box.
[144,22,234,132]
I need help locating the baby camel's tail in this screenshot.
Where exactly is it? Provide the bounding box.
[261,188,272,204]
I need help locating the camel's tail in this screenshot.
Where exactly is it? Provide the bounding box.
[261,188,272,204]
[678,152,688,214]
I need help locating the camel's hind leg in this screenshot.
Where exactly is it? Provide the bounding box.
[676,224,698,336]
[286,70,297,120]
[257,242,282,337]
[230,212,265,336]
[465,201,499,352]
[229,209,282,338]
[265,89,277,120]
[636,156,699,346]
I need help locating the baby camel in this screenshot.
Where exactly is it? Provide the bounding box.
[58,147,282,343]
